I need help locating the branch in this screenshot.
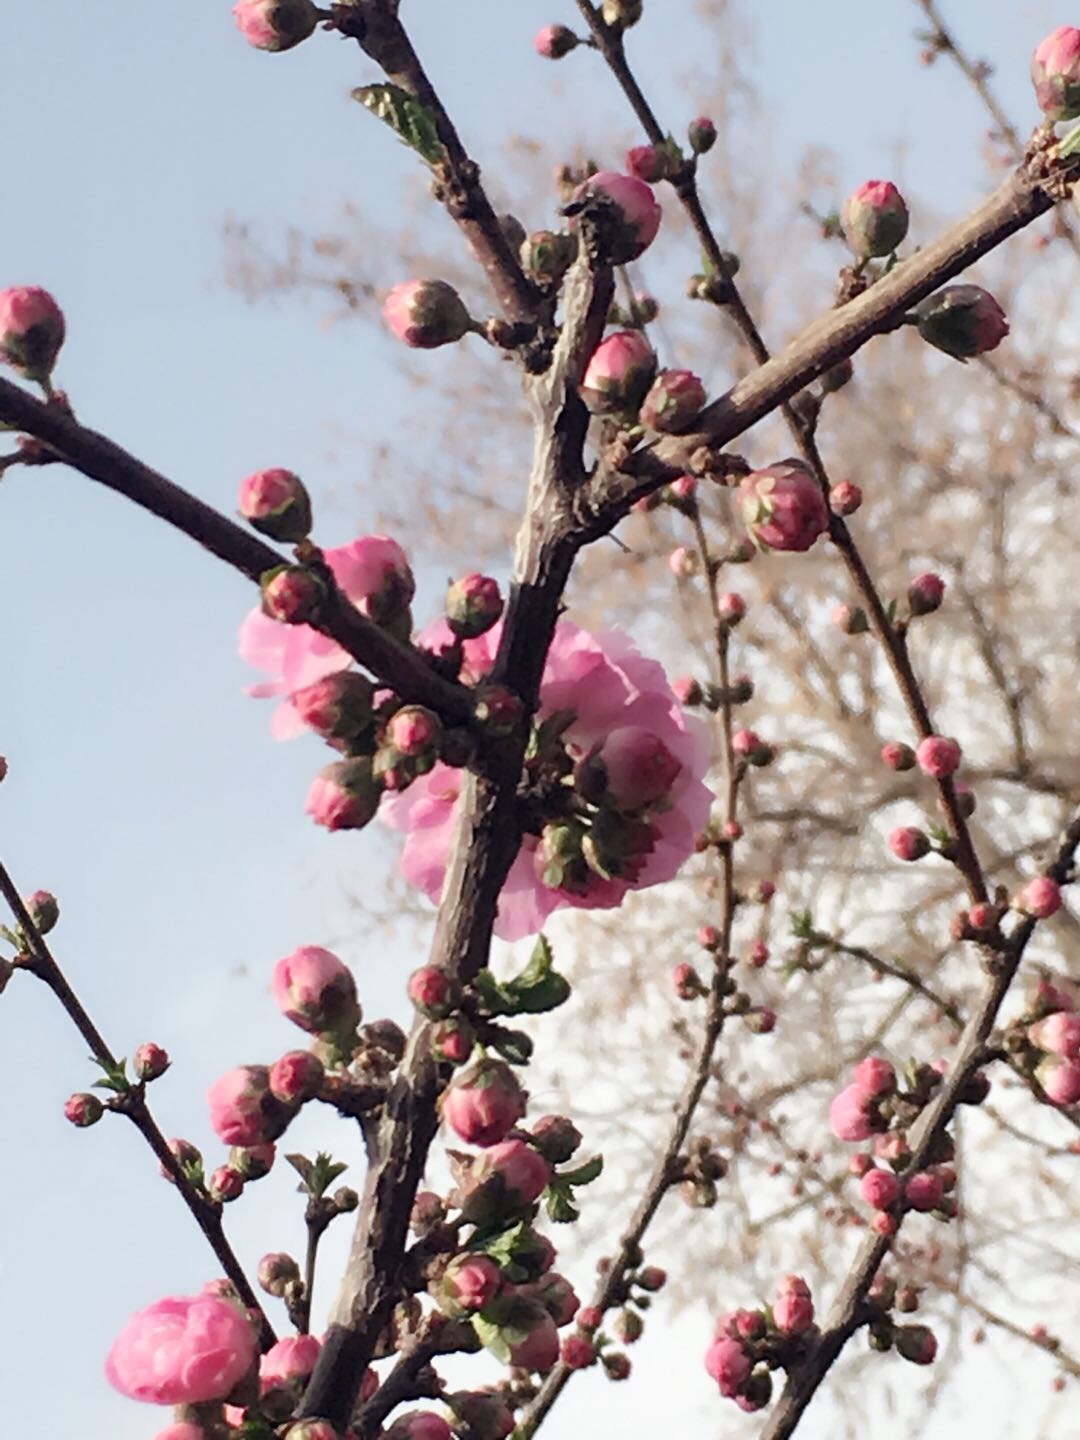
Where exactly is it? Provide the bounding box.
[0,377,474,724]
[0,859,275,1348]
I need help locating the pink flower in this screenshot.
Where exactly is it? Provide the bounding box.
[889,826,929,862]
[238,468,312,543]
[381,619,711,941]
[1017,875,1063,920]
[773,1275,814,1336]
[852,1056,896,1099]
[904,1171,944,1212]
[704,1336,751,1397]
[830,1083,875,1142]
[841,180,909,260]
[915,285,1009,360]
[383,279,472,349]
[272,945,359,1034]
[442,1057,526,1146]
[534,24,578,59]
[580,329,656,415]
[860,1168,900,1210]
[739,460,829,553]
[639,368,706,432]
[0,285,65,380]
[1032,25,1080,120]
[439,1254,503,1315]
[260,1333,321,1394]
[1029,1010,1080,1058]
[105,1292,257,1404]
[571,171,662,263]
[916,734,961,779]
[233,0,320,51]
[240,535,414,739]
[1037,1055,1080,1106]
[206,1065,290,1147]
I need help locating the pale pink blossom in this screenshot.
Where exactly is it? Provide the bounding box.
[381,619,711,940]
[105,1292,257,1404]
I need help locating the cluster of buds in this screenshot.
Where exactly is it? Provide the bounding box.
[579,330,704,434]
[672,1134,729,1208]
[863,1274,939,1365]
[561,1261,665,1379]
[1004,967,1080,1106]
[704,1275,816,1412]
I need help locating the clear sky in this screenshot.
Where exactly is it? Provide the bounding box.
[0,2,1070,1435]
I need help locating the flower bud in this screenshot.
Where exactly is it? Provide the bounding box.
[0,286,65,381]
[207,1065,292,1148]
[562,1333,597,1368]
[673,676,703,707]
[1029,1010,1080,1058]
[829,480,862,515]
[386,706,441,758]
[732,728,773,767]
[272,946,360,1035]
[269,1049,324,1104]
[446,1391,515,1440]
[832,602,869,635]
[739,460,829,553]
[1031,25,1080,120]
[570,171,662,263]
[64,1092,103,1128]
[408,965,458,1019]
[1016,875,1063,919]
[531,1114,583,1164]
[437,1254,503,1317]
[860,1168,900,1210]
[306,757,381,832]
[639,369,706,432]
[383,279,473,349]
[904,1171,944,1212]
[291,672,375,749]
[880,741,915,772]
[841,180,909,260]
[916,735,961,779]
[133,1042,170,1082]
[473,683,524,737]
[520,230,577,285]
[442,1057,526,1146]
[830,1083,877,1141]
[260,565,326,624]
[672,961,702,999]
[24,889,59,935]
[432,1015,476,1065]
[534,24,579,59]
[458,1139,551,1225]
[636,1265,666,1292]
[773,1274,814,1335]
[704,1336,751,1397]
[160,1138,202,1182]
[915,285,1009,360]
[581,329,657,415]
[908,572,945,615]
[238,468,312,543]
[1036,1054,1080,1105]
[232,0,320,51]
[208,1165,245,1203]
[688,116,717,154]
[895,1323,938,1366]
[258,1252,301,1297]
[411,1191,447,1233]
[889,826,930,862]
[446,573,503,639]
[601,0,642,26]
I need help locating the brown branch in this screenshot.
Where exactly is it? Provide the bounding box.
[0,859,276,1348]
[0,377,474,725]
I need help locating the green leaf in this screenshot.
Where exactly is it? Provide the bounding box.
[351,84,445,166]
[516,935,555,991]
[286,1152,313,1189]
[472,936,571,1018]
[560,1154,603,1187]
[488,1026,534,1066]
[472,968,516,1016]
[92,1056,130,1095]
[789,908,816,941]
[508,971,571,1016]
[545,1180,580,1224]
[1056,119,1080,159]
[472,1313,513,1366]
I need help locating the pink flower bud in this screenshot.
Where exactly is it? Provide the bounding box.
[613,1309,644,1344]
[852,1056,896,1099]
[385,1413,454,1440]
[895,1324,938,1366]
[534,23,578,59]
[105,1292,258,1404]
[626,145,670,184]
[739,460,829,553]
[597,726,682,810]
[637,1265,666,1292]
[291,672,375,748]
[531,1114,583,1164]
[908,572,945,615]
[829,480,862,515]
[832,602,869,634]
[160,1138,202,1182]
[672,961,701,999]
[881,741,916,771]
[639,368,706,432]
[1032,25,1080,120]
[580,329,657,415]
[64,1092,103,1128]
[207,1065,291,1148]
[1037,1055,1080,1105]
[260,565,326,624]
[408,965,457,1019]
[916,734,961,779]
[562,1333,597,1368]
[860,1168,900,1210]
[257,1252,300,1296]
[667,545,696,578]
[438,1254,503,1316]
[233,0,319,51]
[872,1210,899,1236]
[383,279,472,349]
[0,286,65,381]
[530,1270,580,1326]
[904,1171,944,1212]
[25,889,59,935]
[751,879,776,903]
[570,169,661,260]
[748,940,769,968]
[688,117,717,154]
[830,1083,876,1141]
[889,826,930,862]
[748,1006,776,1034]
[272,946,360,1035]
[238,468,312,543]
[447,573,504,639]
[269,1049,324,1104]
[260,1333,321,1395]
[521,230,577,284]
[468,1138,551,1208]
[773,1274,814,1335]
[432,1015,476,1065]
[442,1058,526,1146]
[717,592,746,625]
[842,180,909,260]
[916,285,1009,360]
[155,1426,206,1440]
[732,728,773,767]
[133,1042,170,1082]
[1029,1010,1080,1058]
[473,683,524,736]
[306,757,381,832]
[577,1306,604,1331]
[208,1165,245,1203]
[0,757,7,783]
[446,1391,514,1440]
[1017,875,1063,919]
[704,1336,752,1397]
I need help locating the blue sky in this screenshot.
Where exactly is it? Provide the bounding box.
[0,2,1069,1435]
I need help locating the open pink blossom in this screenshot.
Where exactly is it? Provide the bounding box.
[106,1292,257,1404]
[240,535,413,738]
[381,619,711,940]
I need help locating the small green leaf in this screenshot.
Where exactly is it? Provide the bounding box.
[545,1181,580,1224]
[92,1056,130,1095]
[488,1026,534,1066]
[351,84,445,166]
[473,968,516,1017]
[515,935,554,991]
[286,1152,313,1189]
[472,1313,513,1365]
[508,972,571,1016]
[560,1154,603,1187]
